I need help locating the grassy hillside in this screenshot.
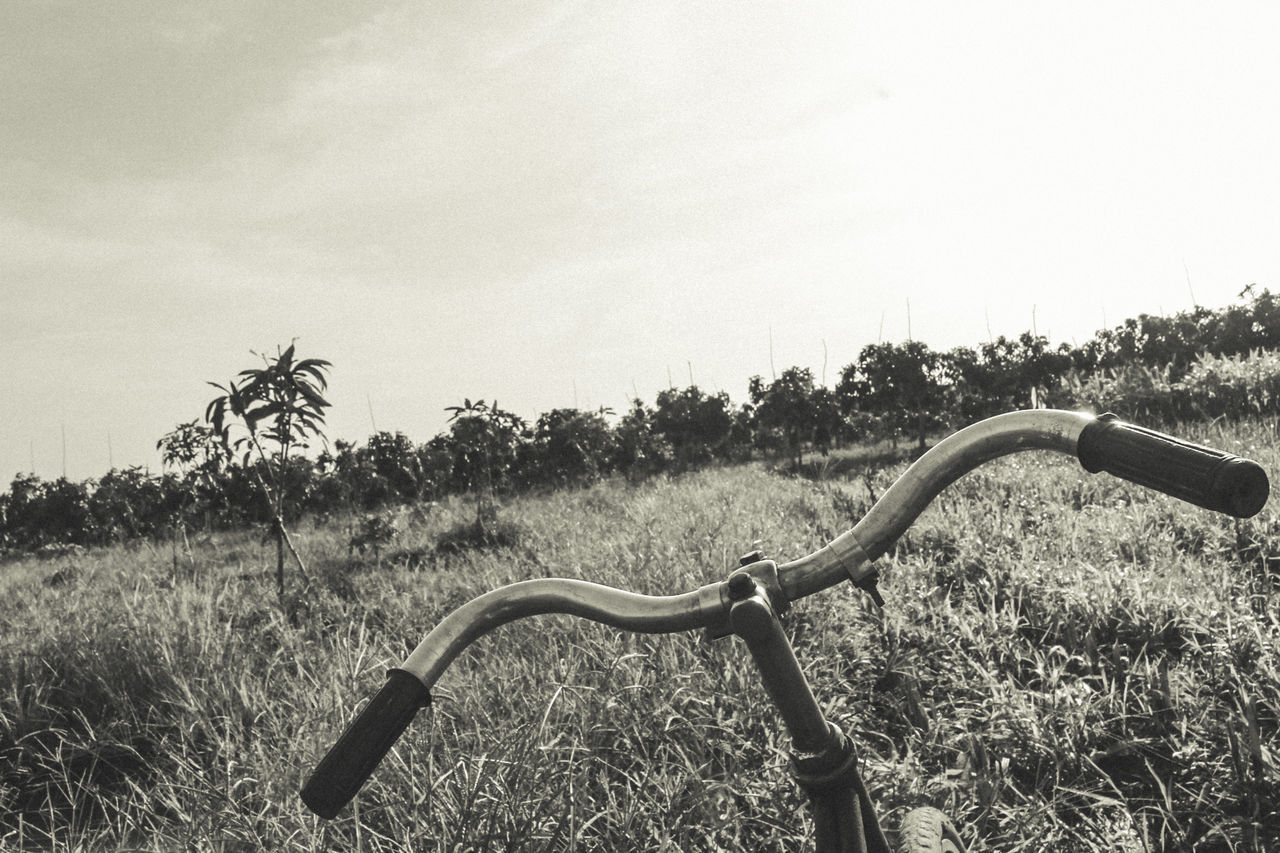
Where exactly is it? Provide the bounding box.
[2,419,1277,851]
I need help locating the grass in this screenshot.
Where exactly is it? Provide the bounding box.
[1,418,1278,851]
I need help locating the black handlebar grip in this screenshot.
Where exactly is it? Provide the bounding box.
[1077,413,1270,518]
[300,669,432,819]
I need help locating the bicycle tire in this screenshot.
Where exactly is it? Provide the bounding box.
[896,807,968,853]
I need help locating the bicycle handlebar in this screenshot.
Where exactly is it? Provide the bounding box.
[301,410,1270,818]
[301,669,431,819]
[1077,413,1269,518]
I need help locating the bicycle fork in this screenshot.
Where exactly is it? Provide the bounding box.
[720,566,891,853]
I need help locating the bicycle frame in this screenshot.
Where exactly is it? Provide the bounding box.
[302,409,1269,851]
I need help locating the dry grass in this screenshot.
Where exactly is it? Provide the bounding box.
[1,420,1277,851]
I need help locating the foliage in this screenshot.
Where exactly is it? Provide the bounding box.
[945,333,1074,422]
[348,513,398,561]
[531,407,617,487]
[89,467,174,543]
[206,343,332,595]
[205,344,331,469]
[156,421,227,482]
[1063,348,1280,424]
[8,289,1280,556]
[1179,348,1280,420]
[445,399,527,527]
[366,431,427,504]
[749,367,822,468]
[838,341,947,450]
[651,385,734,469]
[612,400,672,479]
[1075,284,1280,375]
[0,475,96,550]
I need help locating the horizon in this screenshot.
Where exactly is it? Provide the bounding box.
[5,288,1259,485]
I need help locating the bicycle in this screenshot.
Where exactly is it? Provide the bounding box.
[300,410,1270,852]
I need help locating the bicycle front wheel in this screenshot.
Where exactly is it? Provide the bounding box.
[897,807,967,853]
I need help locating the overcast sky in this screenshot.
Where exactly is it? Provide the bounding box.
[5,1,1280,481]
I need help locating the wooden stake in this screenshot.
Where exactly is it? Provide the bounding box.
[769,326,776,380]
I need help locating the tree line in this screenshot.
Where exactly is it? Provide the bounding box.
[4,287,1279,556]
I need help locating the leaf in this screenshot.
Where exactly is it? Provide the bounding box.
[295,360,332,389]
[204,397,223,423]
[297,385,330,411]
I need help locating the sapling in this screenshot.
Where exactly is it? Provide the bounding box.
[156,420,227,577]
[205,343,331,597]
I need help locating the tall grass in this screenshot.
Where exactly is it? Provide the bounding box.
[1,419,1277,851]
[1065,348,1280,425]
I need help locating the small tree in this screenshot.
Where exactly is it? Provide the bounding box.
[651,386,733,469]
[532,407,616,487]
[366,431,424,505]
[838,342,946,451]
[205,344,331,597]
[612,399,671,480]
[445,399,526,532]
[749,367,820,469]
[157,420,228,572]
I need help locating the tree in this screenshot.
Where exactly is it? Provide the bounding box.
[810,386,843,456]
[205,343,331,597]
[532,407,617,486]
[88,466,169,544]
[838,341,945,451]
[366,431,424,504]
[445,399,527,531]
[416,435,455,501]
[651,386,734,469]
[612,399,671,479]
[0,474,94,550]
[749,367,820,469]
[157,420,229,565]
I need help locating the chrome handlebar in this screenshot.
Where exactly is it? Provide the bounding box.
[301,409,1269,819]
[401,580,724,688]
[400,409,1094,687]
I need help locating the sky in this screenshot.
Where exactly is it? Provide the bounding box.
[5,1,1280,481]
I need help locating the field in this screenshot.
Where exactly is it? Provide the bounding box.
[2,419,1278,851]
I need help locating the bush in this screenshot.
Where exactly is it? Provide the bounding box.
[1063,348,1280,423]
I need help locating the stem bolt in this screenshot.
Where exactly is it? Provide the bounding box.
[727,571,756,600]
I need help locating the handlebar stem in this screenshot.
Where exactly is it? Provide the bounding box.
[727,574,833,753]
